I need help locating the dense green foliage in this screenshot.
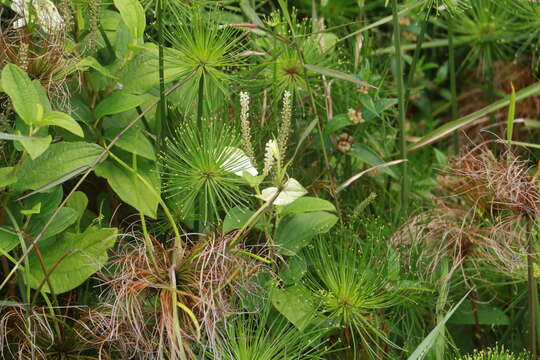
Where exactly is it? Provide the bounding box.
[1,0,539,359]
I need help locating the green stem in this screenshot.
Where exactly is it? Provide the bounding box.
[404,8,430,104]
[527,223,538,358]
[391,0,408,217]
[194,72,205,231]
[157,0,167,150]
[448,19,459,154]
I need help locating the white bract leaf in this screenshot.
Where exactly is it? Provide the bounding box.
[11,0,65,34]
[257,178,307,206]
[220,146,258,177]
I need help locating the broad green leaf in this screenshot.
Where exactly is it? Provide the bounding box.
[1,64,42,125]
[66,191,89,231]
[17,166,89,201]
[94,91,144,120]
[223,206,257,233]
[113,0,145,43]
[33,80,51,112]
[409,81,540,151]
[22,186,63,216]
[0,227,19,252]
[449,302,510,326]
[19,134,52,160]
[349,144,397,178]
[280,197,336,216]
[26,226,117,293]
[76,57,117,79]
[0,167,16,188]
[27,207,79,241]
[40,111,83,137]
[279,254,307,285]
[304,64,374,88]
[276,211,338,256]
[95,158,160,218]
[256,178,307,206]
[270,284,319,331]
[11,142,102,192]
[104,125,155,160]
[324,114,352,138]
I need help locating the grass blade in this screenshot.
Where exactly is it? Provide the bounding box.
[407,290,472,360]
[409,81,540,151]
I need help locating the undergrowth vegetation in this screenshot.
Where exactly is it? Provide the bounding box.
[1,0,539,359]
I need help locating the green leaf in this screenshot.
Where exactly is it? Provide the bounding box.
[223,206,257,233]
[95,158,160,218]
[28,207,79,241]
[349,144,397,178]
[22,185,63,216]
[104,125,155,160]
[449,302,510,326]
[26,226,117,294]
[270,284,319,331]
[0,227,19,253]
[94,91,144,120]
[279,254,307,285]
[0,167,16,188]
[280,197,336,216]
[77,56,117,79]
[409,81,540,151]
[66,191,89,231]
[276,211,338,256]
[113,0,145,43]
[11,142,102,192]
[304,64,374,88]
[324,114,352,138]
[19,135,52,160]
[1,64,42,125]
[40,111,84,137]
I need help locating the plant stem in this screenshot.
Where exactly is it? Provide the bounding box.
[448,19,459,154]
[158,0,167,150]
[391,0,408,217]
[527,223,538,358]
[404,8,430,104]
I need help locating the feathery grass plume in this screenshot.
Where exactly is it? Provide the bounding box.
[239,91,256,166]
[164,8,244,116]
[209,302,331,360]
[161,118,255,225]
[392,145,539,278]
[277,90,292,159]
[0,304,107,360]
[304,232,408,359]
[458,346,529,359]
[96,232,263,359]
[1,1,77,107]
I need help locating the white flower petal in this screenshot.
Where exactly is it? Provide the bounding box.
[256,178,307,206]
[220,147,258,177]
